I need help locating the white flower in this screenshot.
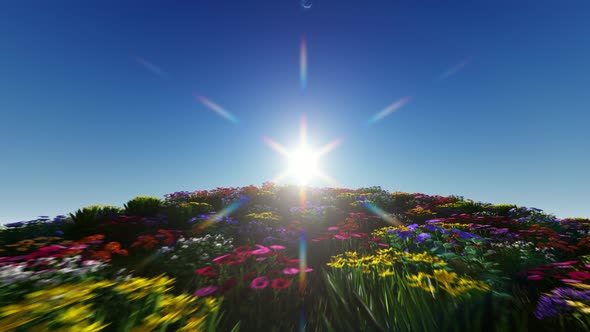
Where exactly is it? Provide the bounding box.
[171,255,178,260]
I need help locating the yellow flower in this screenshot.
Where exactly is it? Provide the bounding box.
[58,304,93,324]
[406,273,436,293]
[378,269,395,277]
[179,315,206,331]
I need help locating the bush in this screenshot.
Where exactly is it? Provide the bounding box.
[485,204,518,217]
[123,196,162,217]
[436,200,485,217]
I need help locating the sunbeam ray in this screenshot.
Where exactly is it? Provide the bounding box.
[263,136,290,157]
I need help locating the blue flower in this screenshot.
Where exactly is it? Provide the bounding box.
[407,224,419,231]
[416,233,431,243]
[5,221,24,228]
[423,224,448,234]
[451,229,483,240]
[396,231,413,240]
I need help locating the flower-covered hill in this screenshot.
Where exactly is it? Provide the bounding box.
[1,184,589,331]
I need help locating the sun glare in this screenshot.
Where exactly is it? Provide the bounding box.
[288,147,319,185]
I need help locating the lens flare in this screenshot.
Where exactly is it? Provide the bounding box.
[191,196,248,234]
[134,56,170,81]
[361,201,403,226]
[299,230,307,297]
[367,96,412,125]
[438,58,471,81]
[194,94,240,124]
[300,36,307,90]
[301,0,313,9]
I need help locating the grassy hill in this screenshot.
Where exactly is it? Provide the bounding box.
[1,184,589,331]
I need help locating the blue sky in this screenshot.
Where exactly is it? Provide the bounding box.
[1,0,589,223]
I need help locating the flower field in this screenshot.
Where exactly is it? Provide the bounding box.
[1,184,589,331]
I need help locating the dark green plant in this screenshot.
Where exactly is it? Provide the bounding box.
[64,205,122,238]
[123,196,163,217]
[161,202,214,229]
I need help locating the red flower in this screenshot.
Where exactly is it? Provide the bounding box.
[271,278,291,290]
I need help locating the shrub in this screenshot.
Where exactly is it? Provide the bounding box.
[123,196,163,217]
[391,191,418,212]
[436,200,485,217]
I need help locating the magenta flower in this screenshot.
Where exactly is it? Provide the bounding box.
[327,226,339,231]
[334,234,349,240]
[545,261,579,267]
[528,275,543,281]
[194,285,218,296]
[269,245,286,250]
[568,271,590,280]
[250,276,270,289]
[250,245,271,255]
[256,257,268,261]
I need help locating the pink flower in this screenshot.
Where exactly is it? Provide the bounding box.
[350,233,362,238]
[527,275,543,281]
[282,267,313,275]
[269,245,286,250]
[377,243,389,247]
[193,285,218,296]
[250,276,270,289]
[256,257,268,261]
[561,279,582,283]
[327,226,339,231]
[568,271,590,280]
[334,234,349,240]
[212,254,234,264]
[250,245,271,255]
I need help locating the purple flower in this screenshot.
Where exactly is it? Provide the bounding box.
[416,233,431,243]
[407,224,419,231]
[534,294,571,319]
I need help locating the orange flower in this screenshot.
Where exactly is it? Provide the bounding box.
[104,242,121,252]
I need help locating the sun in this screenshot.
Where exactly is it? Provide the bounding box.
[263,115,342,187]
[288,147,320,185]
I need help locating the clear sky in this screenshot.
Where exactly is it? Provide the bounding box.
[1,0,589,223]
